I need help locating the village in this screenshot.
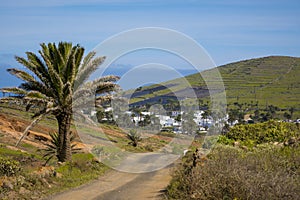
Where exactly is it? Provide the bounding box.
[89,102,300,135]
[90,106,233,134]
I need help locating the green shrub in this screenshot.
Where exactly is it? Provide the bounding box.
[217,135,234,145]
[0,156,21,176]
[221,120,299,147]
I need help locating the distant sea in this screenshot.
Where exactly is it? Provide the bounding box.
[0,53,201,96]
[0,63,199,97]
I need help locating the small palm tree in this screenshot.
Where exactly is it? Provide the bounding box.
[127,129,141,147]
[0,42,119,162]
[43,132,81,166]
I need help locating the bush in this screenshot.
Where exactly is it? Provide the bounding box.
[167,145,300,199]
[221,120,299,147]
[0,157,21,176]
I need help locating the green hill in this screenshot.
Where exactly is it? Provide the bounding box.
[128,56,300,111]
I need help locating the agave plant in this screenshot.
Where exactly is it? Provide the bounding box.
[0,42,120,162]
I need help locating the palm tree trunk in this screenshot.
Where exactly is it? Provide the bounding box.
[56,112,72,162]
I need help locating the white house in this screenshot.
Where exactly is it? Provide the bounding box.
[141,111,151,116]
[105,107,113,112]
[171,111,183,117]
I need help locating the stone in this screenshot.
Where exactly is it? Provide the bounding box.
[233,141,240,147]
[19,187,30,195]
[288,137,296,145]
[3,180,14,190]
[55,172,63,178]
[33,166,55,178]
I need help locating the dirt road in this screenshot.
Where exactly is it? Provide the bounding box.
[45,165,173,200]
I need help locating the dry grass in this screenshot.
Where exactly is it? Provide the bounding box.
[167,144,300,200]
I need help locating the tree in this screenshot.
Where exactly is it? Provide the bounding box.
[96,107,106,121]
[267,105,277,119]
[132,107,143,123]
[0,42,119,162]
[251,109,260,122]
[138,114,151,126]
[175,114,182,122]
[228,109,239,125]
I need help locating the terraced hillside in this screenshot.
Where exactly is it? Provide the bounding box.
[129,56,300,110]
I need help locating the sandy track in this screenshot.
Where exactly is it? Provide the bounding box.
[45,166,172,200]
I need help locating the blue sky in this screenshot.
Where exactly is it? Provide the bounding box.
[0,0,300,88]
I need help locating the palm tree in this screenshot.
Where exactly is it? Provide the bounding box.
[0,42,119,162]
[127,129,141,147]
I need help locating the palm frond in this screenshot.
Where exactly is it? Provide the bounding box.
[93,75,120,83]
[80,51,96,71]
[25,91,48,100]
[95,95,114,106]
[0,97,23,104]
[64,45,84,84]
[15,113,44,147]
[20,82,55,99]
[23,92,54,108]
[72,87,93,101]
[95,82,120,95]
[47,65,64,103]
[0,87,27,96]
[7,68,36,82]
[39,43,64,98]
[15,54,50,87]
[73,76,119,108]
[15,105,59,147]
[74,56,106,90]
[72,96,95,111]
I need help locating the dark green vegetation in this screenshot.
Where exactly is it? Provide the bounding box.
[129,56,300,118]
[167,121,300,199]
[0,42,119,162]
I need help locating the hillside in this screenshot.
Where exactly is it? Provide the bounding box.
[129,56,300,110]
[0,104,176,199]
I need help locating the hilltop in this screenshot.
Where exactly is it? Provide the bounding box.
[129,56,300,110]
